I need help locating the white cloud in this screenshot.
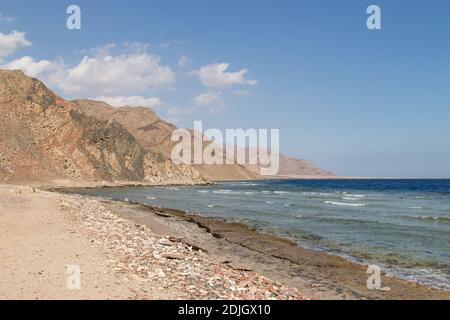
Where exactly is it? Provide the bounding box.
[3,55,165,111]
[1,37,256,119]
[94,95,163,108]
[1,56,57,77]
[193,63,257,88]
[0,31,31,58]
[178,55,192,67]
[2,44,176,110]
[57,46,176,97]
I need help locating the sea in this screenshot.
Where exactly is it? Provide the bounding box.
[72,179,450,291]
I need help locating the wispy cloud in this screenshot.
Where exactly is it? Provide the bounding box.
[192,63,257,88]
[0,12,17,23]
[94,95,163,109]
[178,55,192,67]
[192,91,224,111]
[166,91,224,122]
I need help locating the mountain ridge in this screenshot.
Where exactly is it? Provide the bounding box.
[72,98,335,180]
[0,69,333,185]
[0,70,205,185]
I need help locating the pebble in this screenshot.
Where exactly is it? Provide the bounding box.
[58,194,308,300]
[162,253,184,260]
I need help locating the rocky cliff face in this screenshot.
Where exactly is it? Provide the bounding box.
[0,70,331,185]
[72,99,259,181]
[73,99,334,180]
[0,70,205,185]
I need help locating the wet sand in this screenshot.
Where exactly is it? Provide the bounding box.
[57,187,450,300]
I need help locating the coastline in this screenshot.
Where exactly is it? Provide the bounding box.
[56,185,450,300]
[2,183,449,300]
[0,184,303,300]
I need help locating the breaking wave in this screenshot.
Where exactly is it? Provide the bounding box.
[401,215,450,224]
[324,201,366,207]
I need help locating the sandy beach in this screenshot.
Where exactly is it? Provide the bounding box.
[0,184,449,300]
[0,184,304,300]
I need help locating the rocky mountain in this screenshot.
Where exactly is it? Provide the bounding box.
[0,70,332,185]
[0,70,205,185]
[244,154,334,178]
[72,99,259,180]
[72,99,334,180]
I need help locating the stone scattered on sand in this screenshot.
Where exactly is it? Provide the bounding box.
[162,253,184,260]
[59,193,309,300]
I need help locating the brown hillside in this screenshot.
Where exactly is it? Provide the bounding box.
[72,99,259,180]
[0,70,205,185]
[72,99,334,180]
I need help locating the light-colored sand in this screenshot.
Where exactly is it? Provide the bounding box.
[3,184,448,300]
[0,185,303,300]
[0,185,151,299]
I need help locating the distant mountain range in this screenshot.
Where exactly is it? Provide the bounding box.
[72,99,334,180]
[0,70,334,185]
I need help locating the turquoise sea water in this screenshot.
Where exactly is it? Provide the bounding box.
[72,179,450,291]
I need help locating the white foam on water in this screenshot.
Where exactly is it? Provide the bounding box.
[231,182,260,186]
[213,189,233,194]
[420,215,450,222]
[342,197,360,201]
[266,201,275,204]
[303,192,335,197]
[146,196,156,200]
[206,205,215,208]
[197,190,209,193]
[325,201,366,207]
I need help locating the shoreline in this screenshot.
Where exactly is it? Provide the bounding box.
[0,184,304,300]
[55,186,450,300]
[2,182,449,299]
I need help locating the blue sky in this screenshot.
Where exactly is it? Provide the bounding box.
[1,0,449,178]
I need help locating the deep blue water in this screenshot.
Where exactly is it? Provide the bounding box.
[73,179,450,290]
